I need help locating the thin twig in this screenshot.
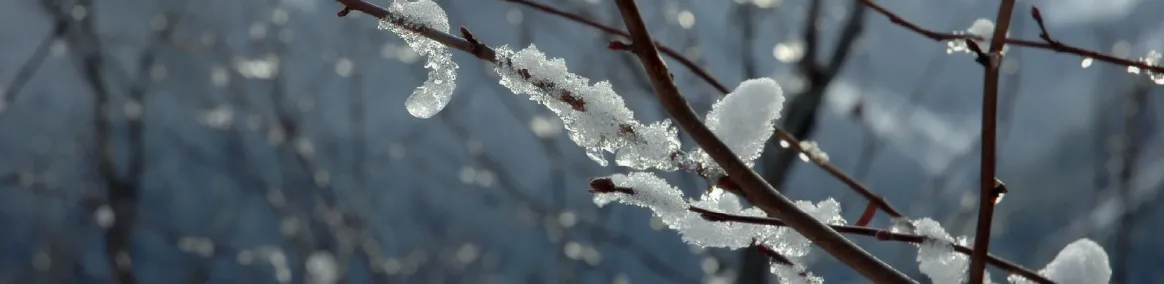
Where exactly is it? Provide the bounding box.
[969,0,1016,283]
[0,17,68,111]
[688,206,1053,284]
[336,0,495,61]
[773,131,907,219]
[856,0,1162,73]
[610,0,913,282]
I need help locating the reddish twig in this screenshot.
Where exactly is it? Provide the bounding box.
[968,1,1016,283]
[855,202,878,227]
[857,0,1162,74]
[610,0,913,282]
[688,206,1053,284]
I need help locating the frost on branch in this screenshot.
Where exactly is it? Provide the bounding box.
[1007,238,1110,284]
[947,18,1009,55]
[493,45,680,170]
[771,263,823,284]
[755,199,845,258]
[913,218,992,284]
[378,0,458,119]
[684,187,769,249]
[1126,50,1164,85]
[797,140,829,164]
[592,173,842,283]
[691,78,786,175]
[592,172,688,221]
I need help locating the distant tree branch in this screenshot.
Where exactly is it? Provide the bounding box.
[40,0,144,281]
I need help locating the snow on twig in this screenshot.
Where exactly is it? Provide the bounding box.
[377,0,458,119]
[492,45,683,170]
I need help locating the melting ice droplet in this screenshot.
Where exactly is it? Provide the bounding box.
[380,0,459,118]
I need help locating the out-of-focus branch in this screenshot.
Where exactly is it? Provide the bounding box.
[798,0,823,77]
[0,15,69,117]
[688,206,1053,284]
[967,1,1016,282]
[1111,80,1153,284]
[38,0,149,281]
[610,0,912,282]
[764,1,866,194]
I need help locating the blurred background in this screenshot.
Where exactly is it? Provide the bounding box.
[1,0,1162,283]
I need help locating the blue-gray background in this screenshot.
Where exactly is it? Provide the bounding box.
[1,0,1161,283]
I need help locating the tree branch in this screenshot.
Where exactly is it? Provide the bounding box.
[857,0,1162,73]
[688,206,1053,284]
[503,0,909,225]
[336,0,494,61]
[969,1,1016,283]
[609,0,913,282]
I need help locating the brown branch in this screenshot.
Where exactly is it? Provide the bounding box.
[773,131,909,220]
[481,5,914,251]
[337,0,698,172]
[969,1,1016,283]
[688,206,1054,284]
[504,0,909,227]
[857,0,1163,74]
[327,1,1066,282]
[609,0,913,282]
[336,0,495,61]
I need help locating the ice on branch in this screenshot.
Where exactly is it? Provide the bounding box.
[771,263,823,284]
[797,140,828,164]
[1007,238,1110,284]
[947,18,1009,55]
[1126,50,1164,85]
[692,78,786,175]
[684,187,769,249]
[755,199,845,258]
[913,218,992,284]
[592,172,688,221]
[592,174,841,282]
[493,45,681,170]
[378,0,459,118]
